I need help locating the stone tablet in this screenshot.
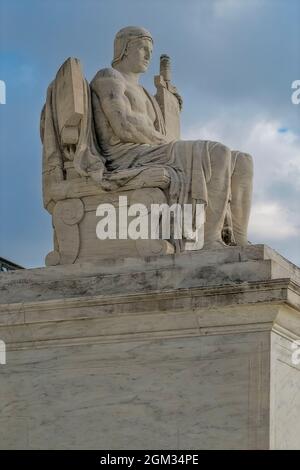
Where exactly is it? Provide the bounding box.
[55,57,84,145]
[155,55,181,140]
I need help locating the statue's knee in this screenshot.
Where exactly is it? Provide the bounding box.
[214,142,230,154]
[240,152,253,163]
[212,142,231,168]
[238,152,253,176]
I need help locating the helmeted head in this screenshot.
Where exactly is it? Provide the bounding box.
[112,26,153,73]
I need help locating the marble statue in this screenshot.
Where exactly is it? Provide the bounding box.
[40,26,253,265]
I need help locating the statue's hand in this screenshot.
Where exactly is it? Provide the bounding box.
[172,87,183,111]
[153,131,169,145]
[89,168,104,185]
[168,84,183,111]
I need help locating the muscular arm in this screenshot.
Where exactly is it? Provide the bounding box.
[92,72,167,145]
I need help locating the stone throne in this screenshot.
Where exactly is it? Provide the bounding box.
[41,53,239,266]
[41,57,185,266]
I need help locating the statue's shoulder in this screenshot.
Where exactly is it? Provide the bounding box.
[92,67,122,80]
[90,67,125,95]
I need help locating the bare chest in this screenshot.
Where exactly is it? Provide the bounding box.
[124,84,156,123]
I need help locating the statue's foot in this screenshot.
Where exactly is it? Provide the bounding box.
[227,241,237,246]
[233,239,252,247]
[202,239,228,250]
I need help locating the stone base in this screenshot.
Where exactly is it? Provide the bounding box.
[0,245,300,449]
[45,170,174,266]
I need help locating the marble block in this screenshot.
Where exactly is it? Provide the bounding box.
[0,245,299,449]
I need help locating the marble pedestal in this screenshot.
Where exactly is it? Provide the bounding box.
[0,245,300,449]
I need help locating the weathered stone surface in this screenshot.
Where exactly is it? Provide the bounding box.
[1,244,299,305]
[55,58,84,143]
[0,245,299,449]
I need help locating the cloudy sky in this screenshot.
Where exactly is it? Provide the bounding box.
[0,0,299,267]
